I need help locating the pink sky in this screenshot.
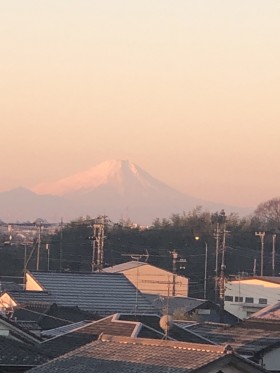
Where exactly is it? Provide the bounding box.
[1,1,280,209]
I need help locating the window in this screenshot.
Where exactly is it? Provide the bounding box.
[245,297,254,303]
[235,296,243,302]
[259,298,267,305]
[225,296,233,301]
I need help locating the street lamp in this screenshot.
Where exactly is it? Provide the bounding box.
[195,236,208,299]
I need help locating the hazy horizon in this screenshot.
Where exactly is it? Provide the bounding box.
[1,1,280,209]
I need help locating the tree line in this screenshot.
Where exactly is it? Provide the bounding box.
[1,197,280,299]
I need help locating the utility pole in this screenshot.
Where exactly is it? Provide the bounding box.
[213,210,226,303]
[219,223,227,322]
[170,249,178,296]
[204,242,208,299]
[214,221,220,302]
[195,236,208,299]
[36,223,42,271]
[23,237,27,289]
[59,218,63,272]
[91,215,106,272]
[272,234,276,276]
[255,231,265,276]
[253,258,257,276]
[46,244,50,271]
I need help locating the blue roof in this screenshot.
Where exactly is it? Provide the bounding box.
[28,271,158,316]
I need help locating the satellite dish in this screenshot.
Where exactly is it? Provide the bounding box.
[159,315,173,334]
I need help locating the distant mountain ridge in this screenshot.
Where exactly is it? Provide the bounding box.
[0,160,253,224]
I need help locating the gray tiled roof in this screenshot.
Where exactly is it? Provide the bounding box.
[143,294,206,313]
[6,290,54,305]
[250,301,280,320]
[184,320,280,356]
[0,281,23,292]
[28,334,230,373]
[0,335,47,367]
[28,334,268,373]
[103,260,147,272]
[38,314,142,358]
[29,271,158,315]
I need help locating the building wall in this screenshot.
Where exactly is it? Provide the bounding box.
[224,279,280,319]
[0,293,17,310]
[25,273,44,291]
[122,265,188,296]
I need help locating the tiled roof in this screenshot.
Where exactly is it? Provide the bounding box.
[0,335,47,367]
[28,271,158,315]
[250,301,280,320]
[143,294,206,313]
[231,276,280,284]
[28,334,268,373]
[183,320,280,356]
[6,290,54,305]
[0,281,23,292]
[38,312,213,360]
[38,314,141,358]
[28,334,229,373]
[103,260,146,272]
[38,304,98,330]
[118,314,214,344]
[0,314,42,344]
[143,294,239,324]
[8,303,96,332]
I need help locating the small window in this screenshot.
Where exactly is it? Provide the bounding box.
[235,296,243,302]
[225,296,233,302]
[259,298,267,305]
[245,297,254,303]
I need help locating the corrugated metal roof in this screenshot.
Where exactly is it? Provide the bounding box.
[29,271,158,315]
[41,320,92,338]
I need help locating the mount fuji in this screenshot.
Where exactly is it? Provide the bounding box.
[0,160,252,224]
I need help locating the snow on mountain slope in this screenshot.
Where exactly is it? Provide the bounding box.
[0,161,252,224]
[32,160,180,197]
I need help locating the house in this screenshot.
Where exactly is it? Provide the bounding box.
[103,260,188,296]
[0,290,54,311]
[249,301,280,321]
[28,334,268,373]
[23,312,215,360]
[24,271,158,315]
[180,318,280,371]
[0,293,98,333]
[144,294,239,324]
[0,336,47,372]
[224,276,280,319]
[0,314,47,371]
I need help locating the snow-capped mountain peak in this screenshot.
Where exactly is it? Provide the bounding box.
[32,159,165,196]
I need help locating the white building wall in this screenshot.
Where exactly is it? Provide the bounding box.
[225,279,280,319]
